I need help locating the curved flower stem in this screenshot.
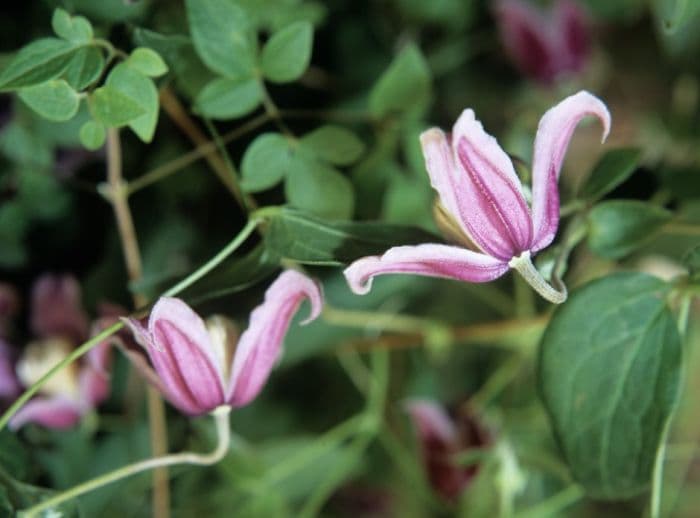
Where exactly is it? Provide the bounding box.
[509,251,567,304]
[18,406,232,518]
[0,220,260,432]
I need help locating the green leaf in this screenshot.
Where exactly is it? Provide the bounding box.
[51,7,93,43]
[260,21,313,83]
[79,120,106,150]
[194,76,262,119]
[261,207,438,265]
[369,43,431,118]
[300,125,365,166]
[285,156,354,219]
[241,132,293,192]
[654,0,700,33]
[539,272,682,499]
[0,38,82,91]
[587,201,672,259]
[90,85,146,127]
[106,63,159,142]
[682,243,700,280]
[579,148,641,201]
[0,466,81,517]
[125,47,169,77]
[18,79,80,121]
[63,46,104,90]
[185,0,256,77]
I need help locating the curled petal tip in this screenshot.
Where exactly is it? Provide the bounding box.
[278,270,323,325]
[344,258,378,295]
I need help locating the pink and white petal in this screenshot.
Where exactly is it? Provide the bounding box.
[227,270,322,407]
[494,0,559,83]
[0,340,20,399]
[344,244,509,296]
[31,275,89,343]
[404,399,458,444]
[9,396,84,430]
[530,91,610,252]
[147,298,226,414]
[79,364,110,407]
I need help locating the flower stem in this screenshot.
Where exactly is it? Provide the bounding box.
[509,251,567,304]
[106,129,171,518]
[18,406,232,518]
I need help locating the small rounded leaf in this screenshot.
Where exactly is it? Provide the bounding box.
[300,125,365,166]
[195,76,262,120]
[18,79,80,121]
[261,21,313,83]
[241,133,293,192]
[51,8,93,43]
[90,86,146,127]
[125,48,169,77]
[79,120,106,150]
[285,156,354,219]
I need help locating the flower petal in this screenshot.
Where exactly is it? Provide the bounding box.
[144,298,226,415]
[227,270,322,407]
[9,396,83,430]
[31,275,89,343]
[404,399,458,444]
[494,0,558,83]
[530,91,611,252]
[345,244,509,295]
[452,111,533,259]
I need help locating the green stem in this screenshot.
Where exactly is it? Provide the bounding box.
[514,485,584,518]
[322,305,445,336]
[649,293,693,518]
[19,406,232,518]
[509,251,567,304]
[0,220,260,432]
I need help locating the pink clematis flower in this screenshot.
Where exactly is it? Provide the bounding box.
[9,274,112,430]
[123,270,323,416]
[344,91,610,303]
[495,0,591,85]
[405,400,490,501]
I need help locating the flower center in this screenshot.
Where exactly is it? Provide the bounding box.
[16,338,80,398]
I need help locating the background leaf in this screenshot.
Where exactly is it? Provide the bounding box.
[194,76,262,120]
[106,63,159,142]
[300,125,365,166]
[261,21,313,83]
[0,38,82,91]
[125,47,168,77]
[285,156,355,219]
[587,200,672,259]
[63,46,104,90]
[578,148,641,201]
[18,79,79,121]
[539,272,682,499]
[90,85,146,127]
[241,132,293,192]
[51,8,93,43]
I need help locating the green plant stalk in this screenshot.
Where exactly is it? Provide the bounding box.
[0,219,260,432]
[18,406,232,518]
[649,293,693,518]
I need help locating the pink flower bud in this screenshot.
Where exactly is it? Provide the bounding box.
[124,270,323,416]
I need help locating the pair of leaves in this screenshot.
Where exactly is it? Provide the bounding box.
[85,47,168,148]
[186,0,313,119]
[540,272,682,499]
[241,127,365,219]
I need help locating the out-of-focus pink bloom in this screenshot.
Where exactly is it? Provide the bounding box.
[495,0,591,85]
[0,283,19,337]
[31,275,89,344]
[8,275,113,430]
[0,340,21,400]
[344,91,610,303]
[405,400,490,501]
[124,270,323,416]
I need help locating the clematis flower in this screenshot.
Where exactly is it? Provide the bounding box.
[344,91,610,303]
[123,270,323,416]
[495,0,591,85]
[8,274,112,430]
[405,399,490,501]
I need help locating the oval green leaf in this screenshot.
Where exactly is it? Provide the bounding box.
[125,47,169,77]
[579,148,641,201]
[18,79,80,121]
[90,86,146,127]
[539,272,682,499]
[262,207,438,265]
[261,21,313,83]
[195,76,262,120]
[241,132,293,192]
[51,8,93,43]
[285,156,354,220]
[185,0,256,77]
[300,125,365,166]
[0,38,81,91]
[63,46,104,90]
[79,120,106,150]
[106,63,159,142]
[587,200,672,259]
